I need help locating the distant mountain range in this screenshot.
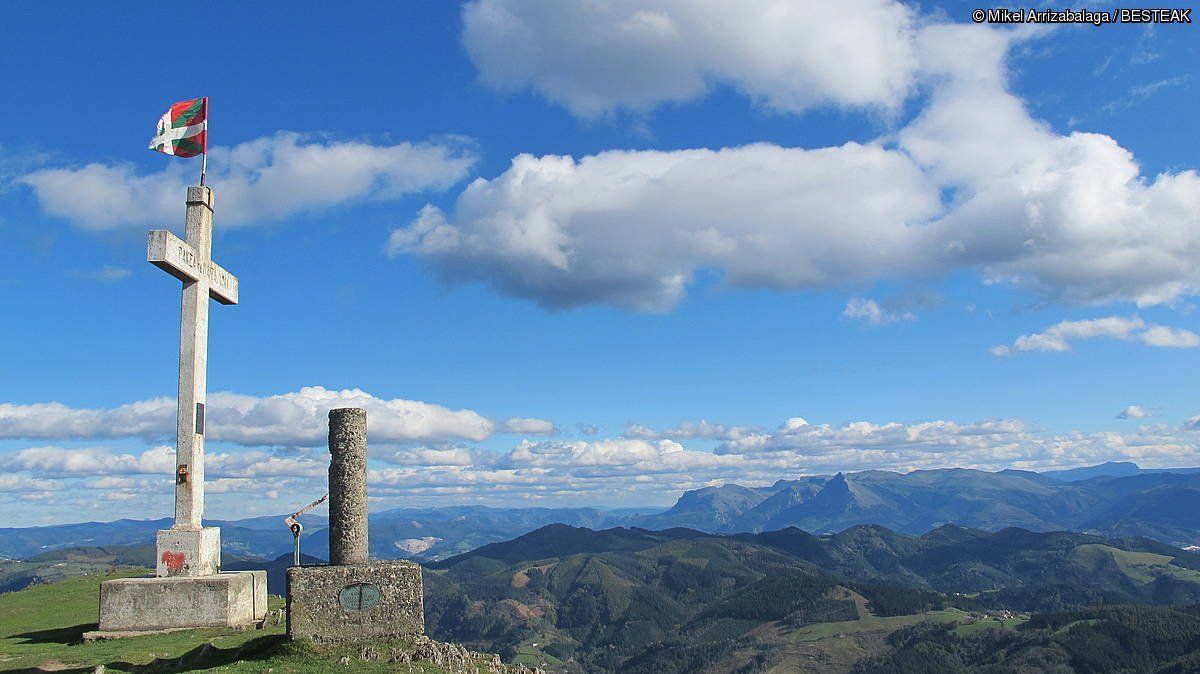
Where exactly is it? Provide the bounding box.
[0,505,650,562]
[635,464,1200,545]
[1,462,1197,563]
[429,522,1200,608]
[419,522,1200,672]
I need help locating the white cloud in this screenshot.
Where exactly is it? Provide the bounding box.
[0,386,496,446]
[1118,405,1149,419]
[19,132,476,231]
[389,142,941,311]
[1100,75,1190,115]
[0,445,323,480]
[625,419,754,441]
[0,474,61,492]
[992,316,1199,356]
[1185,415,1200,430]
[206,387,494,445]
[381,447,482,467]
[781,417,810,431]
[0,399,176,441]
[101,491,148,502]
[76,265,131,282]
[207,449,324,478]
[1141,325,1200,348]
[843,298,915,325]
[462,0,918,118]
[87,476,150,490]
[715,418,1031,457]
[505,438,696,469]
[393,19,1200,314]
[993,316,1144,355]
[707,417,1200,475]
[888,24,1200,309]
[0,445,175,477]
[501,417,557,435]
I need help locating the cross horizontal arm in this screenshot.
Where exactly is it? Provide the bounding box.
[147,230,239,305]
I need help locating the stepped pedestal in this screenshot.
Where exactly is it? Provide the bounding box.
[89,526,267,639]
[91,570,268,635]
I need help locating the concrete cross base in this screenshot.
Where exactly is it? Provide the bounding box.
[156,527,221,577]
[92,570,268,635]
[286,561,424,643]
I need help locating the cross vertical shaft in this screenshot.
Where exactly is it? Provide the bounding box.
[174,186,213,530]
[147,186,236,576]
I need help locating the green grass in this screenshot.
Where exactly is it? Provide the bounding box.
[0,573,501,673]
[790,608,969,642]
[788,591,1026,642]
[1073,544,1200,585]
[512,644,562,667]
[1051,618,1102,635]
[954,616,1024,636]
[788,590,972,643]
[0,559,129,595]
[0,570,288,673]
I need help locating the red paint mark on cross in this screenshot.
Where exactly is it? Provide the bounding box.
[161,551,186,573]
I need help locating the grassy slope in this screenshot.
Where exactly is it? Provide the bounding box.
[1073,544,1200,585]
[0,555,143,595]
[0,572,493,673]
[703,588,1024,674]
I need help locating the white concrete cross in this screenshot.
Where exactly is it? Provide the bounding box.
[147,185,238,532]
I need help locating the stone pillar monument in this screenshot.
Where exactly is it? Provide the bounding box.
[88,187,266,638]
[286,409,424,643]
[328,408,369,566]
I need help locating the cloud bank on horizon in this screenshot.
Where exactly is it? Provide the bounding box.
[1,386,1199,520]
[0,386,552,446]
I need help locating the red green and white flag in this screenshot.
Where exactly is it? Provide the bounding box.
[149,97,207,158]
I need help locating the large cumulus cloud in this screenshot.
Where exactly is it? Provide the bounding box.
[393,17,1200,312]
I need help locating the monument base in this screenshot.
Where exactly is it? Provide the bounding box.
[92,570,267,635]
[286,561,423,643]
[156,526,221,577]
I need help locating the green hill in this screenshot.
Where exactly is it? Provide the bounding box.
[855,604,1200,673]
[422,524,1200,672]
[425,526,975,672]
[0,546,155,594]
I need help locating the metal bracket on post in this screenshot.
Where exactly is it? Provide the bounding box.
[283,493,328,568]
[290,521,303,567]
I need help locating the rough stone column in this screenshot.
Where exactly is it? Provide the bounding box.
[328,408,368,566]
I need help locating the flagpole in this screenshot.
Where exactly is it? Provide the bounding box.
[199,97,208,186]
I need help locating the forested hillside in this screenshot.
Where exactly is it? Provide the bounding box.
[420,524,1200,672]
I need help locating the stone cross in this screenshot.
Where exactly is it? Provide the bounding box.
[147,185,238,533]
[87,185,263,638]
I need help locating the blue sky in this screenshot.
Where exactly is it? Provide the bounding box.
[1,1,1198,525]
